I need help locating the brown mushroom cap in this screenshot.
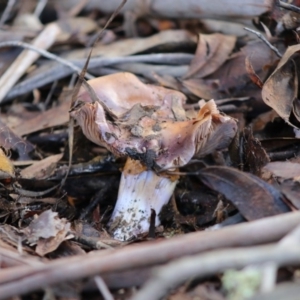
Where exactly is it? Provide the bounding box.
[71,72,237,169]
[76,72,187,118]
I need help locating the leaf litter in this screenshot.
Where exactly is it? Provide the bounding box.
[1,0,300,299]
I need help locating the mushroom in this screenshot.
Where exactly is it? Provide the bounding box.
[70,72,237,241]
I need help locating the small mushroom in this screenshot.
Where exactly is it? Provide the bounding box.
[70,72,237,241]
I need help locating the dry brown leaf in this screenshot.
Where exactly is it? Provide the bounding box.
[209,40,278,93]
[181,78,220,99]
[0,119,34,160]
[261,44,300,127]
[183,33,236,79]
[20,154,63,179]
[243,127,270,176]
[0,148,14,179]
[251,110,279,132]
[23,210,71,256]
[12,99,71,136]
[263,161,300,180]
[198,167,290,221]
[245,56,263,88]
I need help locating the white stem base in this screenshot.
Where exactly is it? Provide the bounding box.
[109,167,177,241]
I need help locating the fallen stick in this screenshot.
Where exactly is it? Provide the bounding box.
[0,211,299,298]
[132,225,300,300]
[134,222,300,300]
[131,244,300,300]
[59,0,275,20]
[0,22,62,103]
[4,53,193,101]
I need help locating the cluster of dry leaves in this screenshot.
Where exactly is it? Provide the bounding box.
[2,0,300,299]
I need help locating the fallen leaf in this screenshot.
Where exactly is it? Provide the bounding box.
[209,40,278,94]
[184,33,236,79]
[12,99,71,136]
[261,44,300,127]
[0,148,14,179]
[251,110,279,132]
[198,166,290,221]
[245,56,263,88]
[0,119,35,160]
[181,78,221,99]
[263,161,300,179]
[20,154,63,179]
[243,127,270,176]
[23,210,71,256]
[280,180,300,210]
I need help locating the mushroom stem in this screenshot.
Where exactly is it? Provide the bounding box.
[109,158,177,241]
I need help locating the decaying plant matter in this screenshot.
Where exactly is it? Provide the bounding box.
[70,72,237,240]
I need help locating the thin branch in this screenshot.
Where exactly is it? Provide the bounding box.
[0,41,94,80]
[131,244,300,300]
[279,1,300,14]
[259,262,277,293]
[0,247,44,268]
[4,53,193,102]
[0,0,16,26]
[279,223,300,247]
[244,27,282,58]
[34,0,48,17]
[67,0,89,17]
[94,276,114,300]
[0,212,299,298]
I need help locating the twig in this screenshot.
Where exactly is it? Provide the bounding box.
[67,0,89,17]
[4,53,193,102]
[259,262,277,293]
[0,0,16,26]
[0,212,299,298]
[34,0,48,17]
[279,223,300,247]
[244,27,282,58]
[0,41,94,80]
[279,1,300,14]
[94,276,114,300]
[0,22,95,104]
[64,0,127,193]
[0,23,61,103]
[54,0,275,20]
[0,247,43,267]
[79,183,115,219]
[131,244,300,300]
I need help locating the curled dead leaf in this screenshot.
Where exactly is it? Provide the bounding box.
[262,44,300,127]
[184,33,236,79]
[23,210,71,256]
[198,166,290,221]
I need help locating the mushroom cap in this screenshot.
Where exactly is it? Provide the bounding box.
[76,72,187,118]
[70,72,237,169]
